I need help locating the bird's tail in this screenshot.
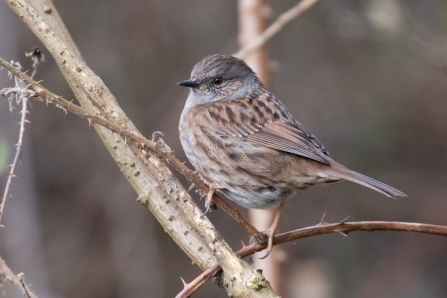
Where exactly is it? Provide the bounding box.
[327,161,407,198]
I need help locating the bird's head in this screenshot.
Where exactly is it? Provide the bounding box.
[178,54,262,108]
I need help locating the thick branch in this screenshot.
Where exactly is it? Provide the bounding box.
[234,0,319,59]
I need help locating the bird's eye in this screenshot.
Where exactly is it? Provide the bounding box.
[213,77,223,85]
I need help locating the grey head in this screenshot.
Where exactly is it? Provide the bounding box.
[178,54,263,108]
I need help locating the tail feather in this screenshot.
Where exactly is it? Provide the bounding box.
[328,162,407,198]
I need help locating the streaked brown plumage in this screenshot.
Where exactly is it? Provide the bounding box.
[178,54,406,255]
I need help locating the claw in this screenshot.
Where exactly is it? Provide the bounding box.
[200,183,222,217]
[200,205,213,217]
[259,228,274,260]
[259,249,271,260]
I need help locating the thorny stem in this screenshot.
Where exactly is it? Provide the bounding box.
[176,219,447,297]
[0,72,30,223]
[0,57,259,236]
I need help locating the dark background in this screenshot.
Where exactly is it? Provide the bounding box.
[1,1,447,297]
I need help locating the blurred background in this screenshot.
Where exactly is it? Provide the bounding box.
[1,0,447,297]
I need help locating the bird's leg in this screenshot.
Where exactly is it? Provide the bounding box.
[201,182,223,217]
[260,201,285,259]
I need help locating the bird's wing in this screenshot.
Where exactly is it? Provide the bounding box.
[209,91,331,165]
[246,120,330,165]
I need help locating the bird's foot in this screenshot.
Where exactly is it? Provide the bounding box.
[256,202,286,259]
[200,183,222,217]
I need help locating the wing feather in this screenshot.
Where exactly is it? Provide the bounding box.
[247,121,330,165]
[207,91,330,165]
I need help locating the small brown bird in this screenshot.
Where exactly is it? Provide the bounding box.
[178,54,406,256]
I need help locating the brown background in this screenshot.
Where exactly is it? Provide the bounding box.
[1,1,447,297]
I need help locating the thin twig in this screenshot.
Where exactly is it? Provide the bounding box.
[0,70,30,223]
[176,219,447,297]
[233,0,319,59]
[0,257,38,298]
[0,57,259,236]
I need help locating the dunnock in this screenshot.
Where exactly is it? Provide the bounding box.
[178,54,406,256]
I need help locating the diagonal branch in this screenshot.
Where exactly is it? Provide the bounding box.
[234,0,320,59]
[176,219,447,297]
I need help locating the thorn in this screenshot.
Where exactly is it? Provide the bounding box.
[88,118,92,127]
[200,205,212,217]
[240,240,248,249]
[259,249,271,260]
[187,183,195,192]
[318,212,328,226]
[335,230,348,237]
[339,215,351,225]
[180,277,188,288]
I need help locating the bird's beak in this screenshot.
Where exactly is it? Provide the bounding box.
[177,78,200,88]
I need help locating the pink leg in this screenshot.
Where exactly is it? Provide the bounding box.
[201,182,223,217]
[260,201,285,259]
